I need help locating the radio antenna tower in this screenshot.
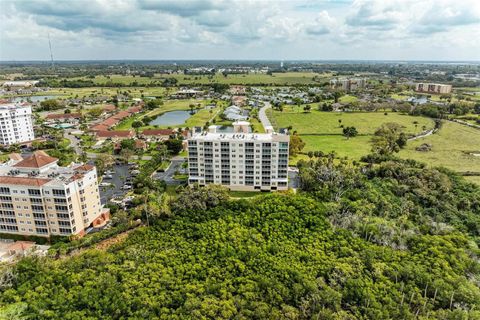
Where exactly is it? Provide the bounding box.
[48,33,55,68]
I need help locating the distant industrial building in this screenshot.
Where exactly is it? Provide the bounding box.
[0,151,109,238]
[0,103,35,145]
[415,83,452,94]
[2,81,39,91]
[187,121,289,191]
[330,78,366,91]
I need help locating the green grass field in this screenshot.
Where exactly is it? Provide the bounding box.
[15,87,169,100]
[272,109,433,136]
[399,121,480,174]
[79,72,331,86]
[271,109,435,162]
[338,95,359,103]
[184,107,220,128]
[271,108,480,182]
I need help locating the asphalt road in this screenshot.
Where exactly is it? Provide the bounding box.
[259,102,272,130]
[153,158,186,185]
[64,129,82,154]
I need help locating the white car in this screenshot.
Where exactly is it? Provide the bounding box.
[99,182,113,187]
[122,185,132,190]
[103,174,113,179]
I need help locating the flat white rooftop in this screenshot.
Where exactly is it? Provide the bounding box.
[0,103,31,110]
[191,132,289,142]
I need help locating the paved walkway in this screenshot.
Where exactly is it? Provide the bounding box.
[408,128,435,141]
[259,102,272,130]
[64,129,82,154]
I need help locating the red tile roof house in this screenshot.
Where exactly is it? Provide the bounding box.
[114,139,147,154]
[103,104,117,112]
[141,129,176,141]
[91,124,110,132]
[96,130,135,141]
[114,110,131,119]
[89,109,134,132]
[232,95,247,106]
[126,105,142,114]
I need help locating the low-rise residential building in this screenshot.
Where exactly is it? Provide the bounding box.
[95,130,135,141]
[45,113,82,122]
[415,83,452,94]
[141,129,175,141]
[0,151,109,238]
[0,102,35,145]
[187,121,290,191]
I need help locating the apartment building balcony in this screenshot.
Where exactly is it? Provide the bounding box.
[35,228,49,235]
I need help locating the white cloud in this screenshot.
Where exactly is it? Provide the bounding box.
[0,0,479,60]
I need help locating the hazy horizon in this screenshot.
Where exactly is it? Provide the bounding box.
[1,0,480,61]
[1,59,480,63]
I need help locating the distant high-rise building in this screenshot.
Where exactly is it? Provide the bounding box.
[187,122,290,191]
[0,103,35,145]
[415,83,452,94]
[330,78,366,91]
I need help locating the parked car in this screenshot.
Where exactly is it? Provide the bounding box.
[99,182,113,187]
[103,174,113,179]
[122,185,132,190]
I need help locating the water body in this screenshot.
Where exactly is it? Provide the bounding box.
[12,95,59,103]
[215,126,252,133]
[149,110,196,126]
[216,126,234,133]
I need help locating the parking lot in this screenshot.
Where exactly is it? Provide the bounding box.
[153,158,186,185]
[97,164,132,204]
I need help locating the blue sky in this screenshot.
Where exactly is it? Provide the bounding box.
[1,0,479,61]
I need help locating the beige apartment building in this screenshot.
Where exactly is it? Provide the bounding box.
[0,151,109,238]
[330,78,366,91]
[187,121,290,191]
[415,83,452,94]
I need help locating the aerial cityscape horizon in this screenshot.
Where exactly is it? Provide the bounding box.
[1,1,480,319]
[1,0,480,61]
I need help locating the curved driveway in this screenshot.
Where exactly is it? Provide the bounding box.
[258,102,272,130]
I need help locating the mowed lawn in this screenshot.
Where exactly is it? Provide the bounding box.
[399,121,480,174]
[272,109,433,135]
[270,110,434,159]
[80,72,331,86]
[271,108,480,183]
[44,87,168,99]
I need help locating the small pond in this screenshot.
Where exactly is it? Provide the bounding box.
[215,126,252,133]
[149,110,197,126]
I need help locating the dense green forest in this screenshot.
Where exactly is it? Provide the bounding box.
[1,157,480,319]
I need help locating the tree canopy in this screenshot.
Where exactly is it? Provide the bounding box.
[1,157,480,319]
